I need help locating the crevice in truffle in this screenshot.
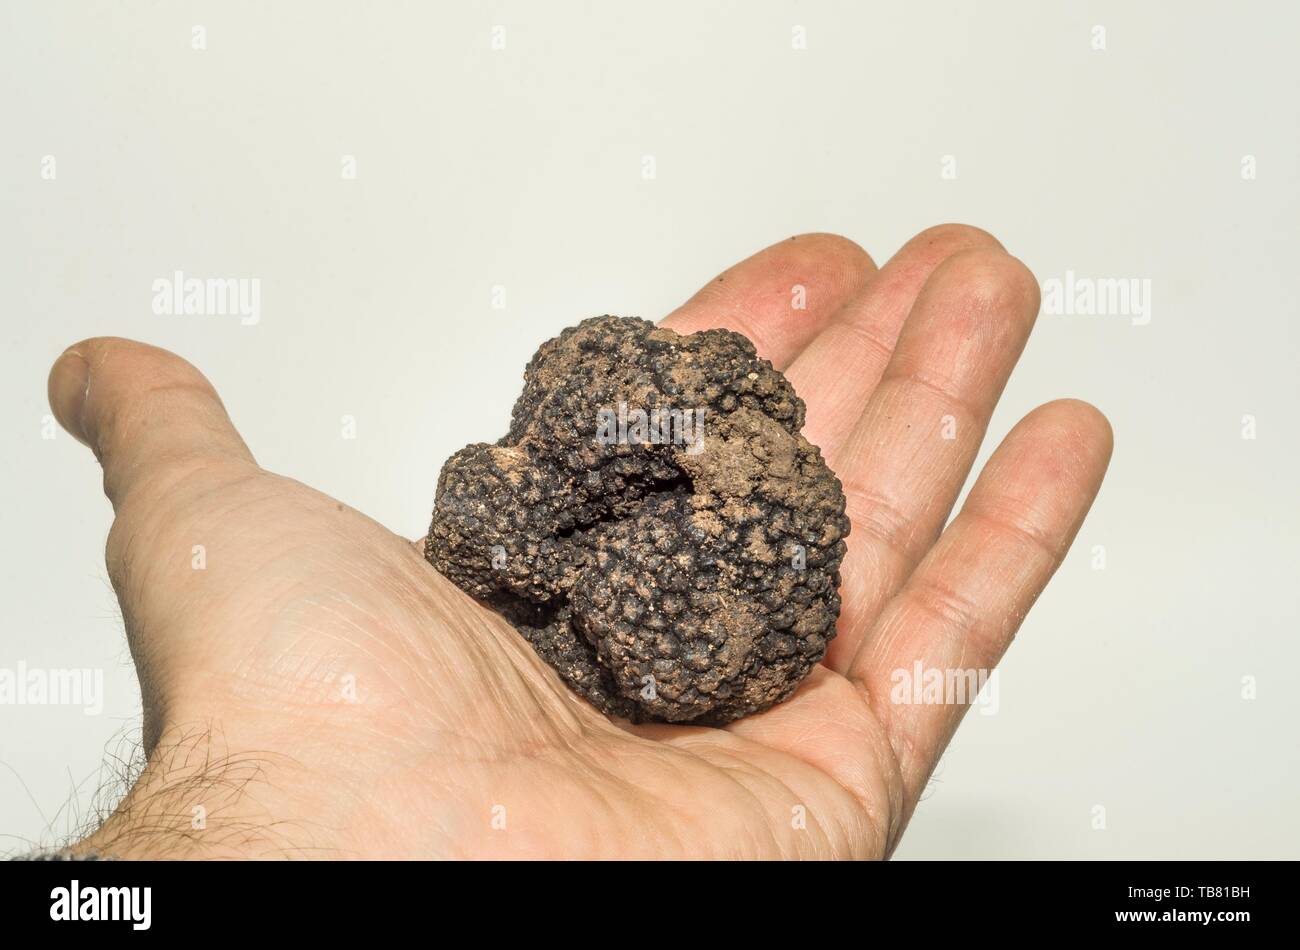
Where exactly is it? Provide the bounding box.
[554,468,694,542]
[488,592,566,633]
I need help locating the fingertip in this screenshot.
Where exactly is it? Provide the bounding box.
[973,401,1114,522]
[1025,398,1115,469]
[48,347,92,448]
[662,232,878,368]
[928,246,1040,317]
[904,222,1005,257]
[1053,397,1113,446]
[48,337,160,451]
[783,232,877,277]
[45,337,255,507]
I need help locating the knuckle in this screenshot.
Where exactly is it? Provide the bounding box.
[105,458,260,579]
[909,575,988,649]
[100,378,221,442]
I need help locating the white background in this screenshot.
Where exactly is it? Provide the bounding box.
[2,1,1297,858]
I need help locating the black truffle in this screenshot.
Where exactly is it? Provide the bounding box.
[425,316,849,725]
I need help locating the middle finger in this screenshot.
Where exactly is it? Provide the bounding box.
[823,247,1041,672]
[785,223,1004,456]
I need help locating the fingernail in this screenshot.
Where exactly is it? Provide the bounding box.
[49,350,92,447]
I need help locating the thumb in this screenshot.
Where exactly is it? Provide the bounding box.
[48,339,260,748]
[48,338,256,508]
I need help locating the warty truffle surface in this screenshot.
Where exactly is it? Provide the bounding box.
[425,315,849,725]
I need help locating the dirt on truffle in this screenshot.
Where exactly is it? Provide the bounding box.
[425,316,849,726]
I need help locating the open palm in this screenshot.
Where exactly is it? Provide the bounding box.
[55,225,1110,859]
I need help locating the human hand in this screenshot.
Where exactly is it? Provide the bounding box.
[52,225,1110,859]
